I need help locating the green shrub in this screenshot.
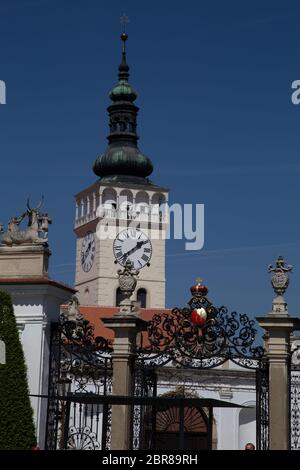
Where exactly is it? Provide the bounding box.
[0,290,36,449]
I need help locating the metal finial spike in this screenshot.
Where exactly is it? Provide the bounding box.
[120,32,128,54]
[118,17,130,81]
[120,14,129,56]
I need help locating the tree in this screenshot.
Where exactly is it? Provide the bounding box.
[0,290,36,449]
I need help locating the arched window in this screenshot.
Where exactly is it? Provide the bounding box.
[119,189,133,219]
[136,192,149,220]
[116,287,126,307]
[102,188,117,210]
[137,288,147,308]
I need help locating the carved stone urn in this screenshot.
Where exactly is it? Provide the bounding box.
[118,260,139,299]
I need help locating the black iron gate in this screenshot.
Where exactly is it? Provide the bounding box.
[133,286,269,450]
[45,318,112,450]
[45,284,269,450]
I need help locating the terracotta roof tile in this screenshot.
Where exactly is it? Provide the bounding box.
[79,305,171,341]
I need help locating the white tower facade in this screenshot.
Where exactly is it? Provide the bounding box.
[74,182,168,308]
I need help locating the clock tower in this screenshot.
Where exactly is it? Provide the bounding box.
[74,33,168,308]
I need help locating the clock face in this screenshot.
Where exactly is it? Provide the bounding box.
[81,231,96,272]
[113,228,152,269]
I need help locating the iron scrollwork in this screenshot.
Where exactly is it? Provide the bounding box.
[45,317,113,450]
[136,285,264,369]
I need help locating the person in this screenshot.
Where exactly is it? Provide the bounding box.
[244,442,255,450]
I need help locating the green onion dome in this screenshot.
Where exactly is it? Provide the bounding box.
[93,146,153,181]
[93,32,154,184]
[109,80,137,102]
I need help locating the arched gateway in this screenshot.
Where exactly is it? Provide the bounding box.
[142,389,217,450]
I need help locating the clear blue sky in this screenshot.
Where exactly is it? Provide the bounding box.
[1,0,300,319]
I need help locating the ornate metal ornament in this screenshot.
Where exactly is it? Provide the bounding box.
[67,426,101,450]
[45,315,112,450]
[136,280,264,369]
[268,255,293,296]
[0,197,52,246]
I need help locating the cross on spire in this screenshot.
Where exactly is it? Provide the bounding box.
[120,13,129,33]
[118,14,130,79]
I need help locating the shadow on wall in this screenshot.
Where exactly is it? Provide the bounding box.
[239,406,256,450]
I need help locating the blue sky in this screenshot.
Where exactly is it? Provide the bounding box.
[1,0,300,320]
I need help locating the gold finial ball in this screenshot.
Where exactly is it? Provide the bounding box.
[121,32,128,42]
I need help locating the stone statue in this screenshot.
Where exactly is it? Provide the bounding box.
[118,260,139,299]
[117,260,139,314]
[0,198,52,246]
[60,295,84,323]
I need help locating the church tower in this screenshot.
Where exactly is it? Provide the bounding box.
[74,33,169,308]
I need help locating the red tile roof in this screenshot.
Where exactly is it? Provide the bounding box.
[79,305,171,341]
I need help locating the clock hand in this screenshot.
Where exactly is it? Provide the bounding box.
[123,240,148,258]
[83,242,92,262]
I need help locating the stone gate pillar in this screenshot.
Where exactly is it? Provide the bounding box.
[257,256,300,450]
[102,261,147,450]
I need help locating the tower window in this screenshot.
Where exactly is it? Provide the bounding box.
[116,287,126,307]
[137,288,147,308]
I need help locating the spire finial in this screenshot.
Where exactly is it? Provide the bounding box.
[119,14,130,81]
[120,13,129,42]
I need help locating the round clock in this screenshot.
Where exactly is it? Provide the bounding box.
[81,231,96,272]
[113,228,152,269]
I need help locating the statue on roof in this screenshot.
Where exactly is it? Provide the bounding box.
[60,295,84,323]
[0,197,52,246]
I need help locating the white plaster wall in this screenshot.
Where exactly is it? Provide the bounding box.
[238,405,256,450]
[3,284,73,448]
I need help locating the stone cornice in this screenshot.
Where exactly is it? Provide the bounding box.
[0,277,75,294]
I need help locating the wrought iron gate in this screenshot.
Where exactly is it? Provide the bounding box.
[45,283,269,450]
[133,285,269,450]
[45,317,112,450]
